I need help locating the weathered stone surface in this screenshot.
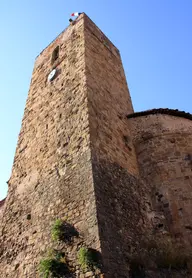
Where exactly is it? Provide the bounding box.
[92,157,148,277]
[129,114,192,244]
[0,198,6,218]
[0,14,101,278]
[0,12,192,278]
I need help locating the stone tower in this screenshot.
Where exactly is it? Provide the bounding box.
[1,12,192,278]
[0,13,143,278]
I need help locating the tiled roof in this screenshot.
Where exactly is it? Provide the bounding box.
[127,108,192,120]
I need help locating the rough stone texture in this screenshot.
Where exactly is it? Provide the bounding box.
[0,198,6,219]
[0,14,101,278]
[83,16,148,277]
[129,114,192,244]
[1,12,192,278]
[92,158,149,277]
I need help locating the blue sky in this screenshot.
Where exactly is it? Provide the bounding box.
[0,0,191,199]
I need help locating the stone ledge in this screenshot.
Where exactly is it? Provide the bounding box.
[127,108,192,121]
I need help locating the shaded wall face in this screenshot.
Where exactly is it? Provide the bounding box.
[129,115,192,242]
[84,16,148,277]
[0,16,100,278]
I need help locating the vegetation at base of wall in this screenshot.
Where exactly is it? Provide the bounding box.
[39,258,67,278]
[77,247,101,271]
[46,249,66,263]
[39,220,102,276]
[129,235,192,277]
[51,219,64,241]
[51,218,79,243]
[38,249,71,278]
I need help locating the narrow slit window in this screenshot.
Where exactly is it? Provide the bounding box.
[51,46,59,64]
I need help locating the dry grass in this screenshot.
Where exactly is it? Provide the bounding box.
[129,235,192,277]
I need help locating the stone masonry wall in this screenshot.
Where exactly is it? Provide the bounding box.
[129,114,192,244]
[84,16,149,277]
[0,14,101,278]
[0,198,6,219]
[3,12,192,278]
[84,15,137,174]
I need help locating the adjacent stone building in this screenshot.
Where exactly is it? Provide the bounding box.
[0,13,192,277]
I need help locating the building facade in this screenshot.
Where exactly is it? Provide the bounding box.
[0,13,192,278]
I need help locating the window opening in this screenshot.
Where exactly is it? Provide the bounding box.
[51,46,59,64]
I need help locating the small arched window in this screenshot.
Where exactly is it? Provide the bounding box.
[51,46,59,64]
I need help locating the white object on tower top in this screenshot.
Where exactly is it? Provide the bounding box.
[71,12,82,17]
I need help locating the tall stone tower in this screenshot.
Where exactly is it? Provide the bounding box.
[1,12,192,278]
[0,13,144,278]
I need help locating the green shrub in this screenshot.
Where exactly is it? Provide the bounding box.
[78,247,101,271]
[51,219,79,243]
[39,258,59,278]
[46,249,65,263]
[38,250,70,278]
[51,219,63,241]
